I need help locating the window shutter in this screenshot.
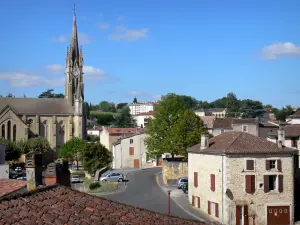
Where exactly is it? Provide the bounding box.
[277,160,282,172]
[264,175,269,193]
[215,203,219,218]
[208,201,211,215]
[278,175,283,192]
[236,206,241,225]
[192,195,195,206]
[266,160,270,170]
[245,175,251,194]
[194,172,198,187]
[211,174,215,191]
[198,197,200,208]
[244,205,249,225]
[251,175,255,194]
[129,147,134,155]
[246,160,254,170]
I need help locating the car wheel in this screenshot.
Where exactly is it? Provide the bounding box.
[118,178,123,182]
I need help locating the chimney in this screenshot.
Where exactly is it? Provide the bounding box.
[278,123,285,148]
[25,154,43,191]
[200,133,209,150]
[44,159,71,187]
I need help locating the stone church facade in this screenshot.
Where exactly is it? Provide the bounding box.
[0,11,85,164]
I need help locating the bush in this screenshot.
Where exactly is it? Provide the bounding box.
[71,171,86,177]
[89,182,101,190]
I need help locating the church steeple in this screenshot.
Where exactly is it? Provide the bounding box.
[65,5,84,110]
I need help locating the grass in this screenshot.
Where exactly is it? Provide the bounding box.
[83,178,119,194]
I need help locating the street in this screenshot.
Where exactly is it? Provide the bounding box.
[102,167,196,221]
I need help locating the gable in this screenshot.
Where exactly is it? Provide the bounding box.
[0,105,26,127]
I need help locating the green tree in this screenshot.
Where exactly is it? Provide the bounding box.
[87,135,99,143]
[38,89,64,98]
[93,113,115,126]
[116,103,128,109]
[0,138,21,161]
[133,97,138,103]
[82,143,113,175]
[145,94,206,158]
[22,137,51,155]
[239,99,264,118]
[162,93,198,109]
[98,101,116,112]
[83,102,90,120]
[6,93,15,98]
[113,106,137,128]
[59,137,86,170]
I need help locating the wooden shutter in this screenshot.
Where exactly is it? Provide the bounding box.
[277,159,282,172]
[215,203,219,217]
[194,172,198,187]
[266,160,270,170]
[192,195,195,206]
[246,160,254,170]
[210,174,215,191]
[244,205,249,225]
[278,175,283,192]
[264,175,269,193]
[291,139,295,147]
[245,175,251,194]
[251,175,255,194]
[236,206,241,225]
[129,147,134,155]
[208,201,211,215]
[198,197,200,208]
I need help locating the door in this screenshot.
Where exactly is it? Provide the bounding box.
[134,159,140,168]
[157,159,162,166]
[267,206,290,225]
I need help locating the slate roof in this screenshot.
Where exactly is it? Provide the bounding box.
[188,131,297,155]
[0,179,27,198]
[0,185,203,225]
[268,124,300,137]
[0,98,74,115]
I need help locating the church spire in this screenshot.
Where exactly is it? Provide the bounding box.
[70,4,80,66]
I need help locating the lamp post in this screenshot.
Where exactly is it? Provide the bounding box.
[167,190,171,216]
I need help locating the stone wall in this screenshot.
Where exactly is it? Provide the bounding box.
[162,158,188,185]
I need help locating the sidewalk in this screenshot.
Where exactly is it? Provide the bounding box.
[156,172,222,225]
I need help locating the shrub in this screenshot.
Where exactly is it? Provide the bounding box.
[71,171,86,177]
[89,182,101,190]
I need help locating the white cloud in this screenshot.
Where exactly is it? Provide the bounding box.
[262,42,300,60]
[0,72,64,87]
[109,26,149,41]
[97,22,110,30]
[45,64,65,74]
[51,32,93,44]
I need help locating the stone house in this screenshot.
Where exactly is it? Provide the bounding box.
[0,11,85,164]
[99,127,144,151]
[195,108,227,118]
[188,132,296,225]
[287,110,300,125]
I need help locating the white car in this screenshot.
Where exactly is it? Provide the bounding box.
[100,172,124,182]
[71,175,81,183]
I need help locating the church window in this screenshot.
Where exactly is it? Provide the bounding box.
[7,121,11,140]
[13,125,16,141]
[27,119,33,125]
[1,124,5,138]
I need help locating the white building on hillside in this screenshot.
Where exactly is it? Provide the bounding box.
[128,102,158,115]
[134,111,155,128]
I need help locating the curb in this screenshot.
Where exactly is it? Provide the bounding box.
[155,172,205,223]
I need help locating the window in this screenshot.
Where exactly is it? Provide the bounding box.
[236,205,249,225]
[7,121,11,140]
[270,160,276,169]
[13,125,16,141]
[242,125,248,132]
[130,139,133,144]
[210,174,215,191]
[245,175,255,194]
[266,159,282,171]
[194,172,198,187]
[1,124,5,138]
[269,175,277,190]
[208,201,219,217]
[129,147,134,155]
[246,159,254,171]
[264,175,283,192]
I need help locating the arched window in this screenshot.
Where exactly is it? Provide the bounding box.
[13,125,16,141]
[1,124,5,138]
[7,121,11,140]
[45,125,48,140]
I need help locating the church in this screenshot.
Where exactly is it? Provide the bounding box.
[0,11,85,163]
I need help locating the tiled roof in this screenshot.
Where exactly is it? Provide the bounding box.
[268,124,300,137]
[0,98,74,115]
[200,116,215,129]
[188,131,297,154]
[135,111,156,116]
[105,127,145,135]
[232,118,257,124]
[213,118,233,129]
[290,110,300,118]
[259,121,278,127]
[0,185,203,225]
[0,179,27,197]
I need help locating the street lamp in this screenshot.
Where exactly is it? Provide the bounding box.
[167,190,171,216]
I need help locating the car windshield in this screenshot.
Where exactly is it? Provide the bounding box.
[72,175,79,178]
[181,179,188,182]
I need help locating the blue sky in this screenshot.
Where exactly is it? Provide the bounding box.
[0,0,299,108]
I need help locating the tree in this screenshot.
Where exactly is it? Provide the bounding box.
[38,89,64,98]
[59,137,86,170]
[83,102,90,120]
[82,143,112,175]
[133,97,138,103]
[112,106,137,128]
[23,94,26,98]
[98,101,116,112]
[93,113,115,126]
[0,138,21,161]
[239,99,264,118]
[145,94,206,158]
[116,103,128,109]
[87,135,99,143]
[162,93,198,109]
[21,137,51,155]
[6,93,15,98]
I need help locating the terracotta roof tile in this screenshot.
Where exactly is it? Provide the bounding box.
[268,124,300,137]
[0,186,204,224]
[0,179,27,197]
[200,116,215,129]
[105,127,145,135]
[189,131,297,154]
[213,118,233,129]
[232,118,257,124]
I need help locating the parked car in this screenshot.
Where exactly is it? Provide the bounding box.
[71,175,81,183]
[181,183,188,194]
[100,172,124,182]
[17,176,26,181]
[15,167,22,172]
[177,178,188,189]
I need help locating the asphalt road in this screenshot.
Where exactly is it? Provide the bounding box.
[102,167,196,221]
